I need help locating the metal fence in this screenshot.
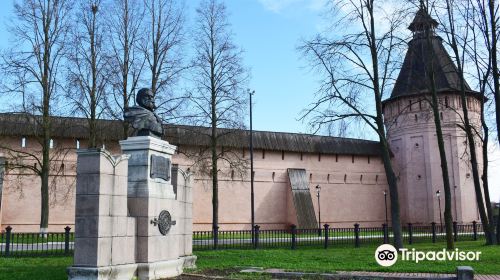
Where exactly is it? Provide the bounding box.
[193,222,485,251]
[0,222,485,256]
[0,226,73,257]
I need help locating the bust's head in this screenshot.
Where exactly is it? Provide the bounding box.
[137,88,155,111]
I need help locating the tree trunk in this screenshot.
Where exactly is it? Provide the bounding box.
[367,0,403,249]
[446,0,496,245]
[426,30,454,249]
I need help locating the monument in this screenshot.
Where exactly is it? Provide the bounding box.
[68,88,195,280]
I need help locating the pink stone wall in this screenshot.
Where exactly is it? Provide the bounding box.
[0,136,391,232]
[384,94,483,225]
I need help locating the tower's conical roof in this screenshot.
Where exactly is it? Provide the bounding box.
[387,7,475,101]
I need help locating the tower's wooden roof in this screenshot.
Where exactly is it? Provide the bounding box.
[386,7,477,103]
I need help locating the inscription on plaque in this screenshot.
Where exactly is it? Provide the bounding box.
[150,155,171,181]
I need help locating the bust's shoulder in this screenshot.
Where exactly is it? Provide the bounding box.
[124,106,151,116]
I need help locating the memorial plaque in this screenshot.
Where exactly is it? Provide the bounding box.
[150,155,171,181]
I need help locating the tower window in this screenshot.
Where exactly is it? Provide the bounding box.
[262,150,265,159]
[415,114,418,122]
[335,154,338,162]
[49,139,54,149]
[21,137,26,148]
[282,150,285,160]
[445,97,449,108]
[318,153,321,162]
[352,155,355,163]
[327,174,330,183]
[309,173,313,181]
[344,174,347,183]
[368,156,370,164]
[440,112,443,120]
[300,153,303,161]
[76,139,80,150]
[272,172,275,182]
[409,100,412,111]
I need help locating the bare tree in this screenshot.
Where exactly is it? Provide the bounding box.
[418,2,455,248]
[141,0,185,121]
[66,0,110,148]
[299,0,406,249]
[0,0,72,234]
[189,0,249,249]
[106,0,146,138]
[437,0,498,245]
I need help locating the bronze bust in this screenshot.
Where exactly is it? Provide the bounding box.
[124,88,164,138]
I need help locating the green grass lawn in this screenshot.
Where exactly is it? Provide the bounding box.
[0,241,498,280]
[0,256,72,280]
[193,241,500,276]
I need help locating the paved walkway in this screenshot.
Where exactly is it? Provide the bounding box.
[240,268,500,279]
[337,271,500,280]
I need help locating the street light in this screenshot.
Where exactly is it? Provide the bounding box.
[316,185,321,237]
[436,190,443,232]
[383,190,388,225]
[249,89,256,247]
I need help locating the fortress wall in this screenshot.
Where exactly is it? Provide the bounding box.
[0,136,389,232]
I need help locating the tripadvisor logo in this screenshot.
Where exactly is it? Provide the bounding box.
[374,244,482,267]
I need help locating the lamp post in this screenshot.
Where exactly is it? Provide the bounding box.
[249,89,255,246]
[316,185,321,236]
[383,190,388,225]
[436,190,443,232]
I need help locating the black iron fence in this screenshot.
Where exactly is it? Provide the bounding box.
[0,222,485,256]
[193,222,485,251]
[0,226,73,257]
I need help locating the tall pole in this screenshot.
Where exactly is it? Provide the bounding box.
[316,185,321,236]
[249,90,255,246]
[384,190,388,225]
[437,190,443,232]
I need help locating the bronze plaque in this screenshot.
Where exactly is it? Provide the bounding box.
[150,155,171,181]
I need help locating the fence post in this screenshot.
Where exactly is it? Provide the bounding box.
[291,224,297,250]
[472,221,477,241]
[5,226,12,256]
[354,223,360,248]
[64,226,71,254]
[254,225,260,249]
[453,221,458,242]
[431,222,436,243]
[382,224,388,244]
[408,223,413,245]
[213,226,219,250]
[324,224,329,249]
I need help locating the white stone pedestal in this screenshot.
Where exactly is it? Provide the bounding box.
[120,136,184,279]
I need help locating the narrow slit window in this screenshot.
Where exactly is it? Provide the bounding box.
[76,139,80,150]
[262,150,265,159]
[300,153,303,161]
[335,154,338,162]
[21,137,26,148]
[281,150,285,160]
[318,153,321,162]
[49,139,54,149]
[344,174,347,183]
[352,155,355,163]
[415,114,418,122]
[368,156,371,164]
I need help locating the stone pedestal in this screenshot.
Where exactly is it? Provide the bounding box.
[68,137,195,280]
[120,136,184,279]
[69,149,137,280]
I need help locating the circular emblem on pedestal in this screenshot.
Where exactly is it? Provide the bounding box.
[158,210,174,235]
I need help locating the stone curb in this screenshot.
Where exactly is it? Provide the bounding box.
[240,268,456,280]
